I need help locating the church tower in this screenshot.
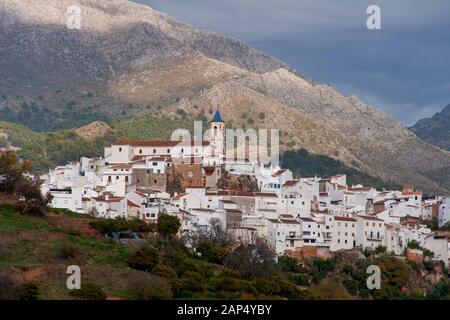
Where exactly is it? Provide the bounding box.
[209,109,225,158]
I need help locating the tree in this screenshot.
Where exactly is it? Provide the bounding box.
[127,273,173,300]
[14,178,51,215]
[224,237,280,280]
[188,218,235,264]
[0,151,32,194]
[126,247,159,272]
[70,283,106,300]
[157,214,181,239]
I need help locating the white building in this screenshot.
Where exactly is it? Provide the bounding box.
[438,198,450,228]
[355,215,385,250]
[330,216,357,251]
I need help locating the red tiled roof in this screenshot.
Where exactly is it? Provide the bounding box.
[115,140,210,147]
[334,216,356,222]
[173,193,188,199]
[110,163,133,170]
[299,217,315,222]
[348,187,372,192]
[283,180,299,187]
[127,200,141,208]
[272,169,287,177]
[358,215,384,222]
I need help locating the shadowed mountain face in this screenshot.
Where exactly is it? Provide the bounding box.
[410,105,450,152]
[1,0,450,194]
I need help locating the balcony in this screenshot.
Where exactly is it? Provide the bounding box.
[286,233,302,240]
[366,236,384,241]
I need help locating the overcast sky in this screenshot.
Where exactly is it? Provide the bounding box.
[135,0,450,126]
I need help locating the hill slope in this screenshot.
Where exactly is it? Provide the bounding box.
[1,0,450,193]
[410,104,450,151]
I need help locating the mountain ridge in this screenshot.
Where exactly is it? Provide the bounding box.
[410,104,450,151]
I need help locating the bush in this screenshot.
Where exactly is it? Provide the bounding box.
[196,241,228,264]
[288,273,310,286]
[0,242,7,256]
[157,214,181,239]
[56,242,80,259]
[70,283,106,300]
[253,277,309,299]
[407,240,421,250]
[21,282,40,300]
[90,217,152,234]
[152,264,182,295]
[126,247,159,272]
[278,256,301,273]
[181,271,205,294]
[210,277,256,295]
[224,238,279,280]
[127,273,172,300]
[258,112,265,120]
[375,246,387,254]
[0,267,23,300]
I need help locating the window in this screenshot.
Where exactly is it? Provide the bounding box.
[153,149,156,153]
[344,240,348,244]
[152,162,157,166]
[181,148,184,153]
[338,222,341,227]
[119,147,122,152]
[125,176,129,183]
[139,149,142,154]
[116,176,119,180]
[366,222,369,227]
[338,239,340,243]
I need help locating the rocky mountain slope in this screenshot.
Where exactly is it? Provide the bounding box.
[1,0,450,194]
[410,105,450,151]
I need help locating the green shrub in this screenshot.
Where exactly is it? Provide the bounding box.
[152,264,182,295]
[258,112,265,120]
[157,214,181,239]
[196,241,228,264]
[0,267,23,300]
[253,277,308,300]
[56,242,80,259]
[70,283,106,300]
[126,247,159,272]
[278,256,301,273]
[21,282,40,300]
[127,273,173,300]
[90,217,152,234]
[407,240,421,250]
[288,273,310,286]
[210,277,256,295]
[0,242,7,256]
[181,271,204,293]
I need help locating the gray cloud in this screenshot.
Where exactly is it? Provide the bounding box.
[135,0,450,125]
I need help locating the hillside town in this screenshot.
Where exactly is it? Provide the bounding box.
[39,111,450,267]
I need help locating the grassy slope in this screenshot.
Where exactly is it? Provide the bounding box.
[0,205,135,299]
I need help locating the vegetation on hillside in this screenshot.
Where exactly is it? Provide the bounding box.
[1,203,449,300]
[281,149,402,190]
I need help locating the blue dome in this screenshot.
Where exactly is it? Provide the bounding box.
[210,110,225,123]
